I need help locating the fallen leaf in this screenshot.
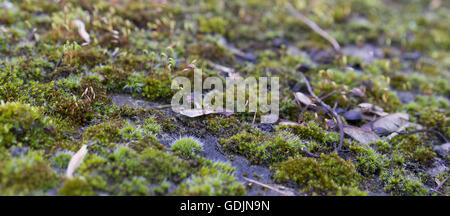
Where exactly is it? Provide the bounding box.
[279,120,300,126]
[349,87,365,97]
[179,108,233,118]
[358,103,388,116]
[343,125,380,144]
[66,145,88,178]
[73,19,90,45]
[294,92,315,107]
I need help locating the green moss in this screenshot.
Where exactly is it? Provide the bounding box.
[52,153,72,170]
[0,0,448,196]
[273,153,363,195]
[120,122,145,141]
[58,177,95,196]
[0,102,56,149]
[349,143,388,176]
[380,168,428,196]
[277,121,339,146]
[370,140,392,154]
[82,120,124,154]
[142,74,174,101]
[72,147,192,195]
[391,135,436,164]
[142,116,162,135]
[206,116,246,137]
[174,162,245,196]
[0,150,59,195]
[220,129,303,165]
[199,17,228,35]
[417,109,450,138]
[171,137,203,159]
[115,176,151,196]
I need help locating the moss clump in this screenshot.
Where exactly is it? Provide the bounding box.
[120,122,145,141]
[199,17,228,35]
[277,121,339,146]
[171,137,203,159]
[58,177,95,196]
[349,143,388,176]
[206,116,247,137]
[220,129,303,165]
[174,163,245,196]
[52,153,72,170]
[380,169,428,196]
[418,109,450,138]
[115,176,151,196]
[0,102,56,149]
[142,116,162,135]
[142,74,174,101]
[70,147,192,195]
[370,140,392,155]
[82,120,124,154]
[273,153,363,195]
[391,135,436,164]
[0,150,59,195]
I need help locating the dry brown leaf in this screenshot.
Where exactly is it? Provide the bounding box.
[343,125,380,144]
[66,145,88,178]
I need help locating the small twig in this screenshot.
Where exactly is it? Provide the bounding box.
[243,177,294,196]
[54,53,65,71]
[299,72,344,152]
[301,148,319,158]
[149,104,172,109]
[296,90,336,123]
[286,2,341,51]
[431,177,448,196]
[398,129,448,143]
[320,90,337,101]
